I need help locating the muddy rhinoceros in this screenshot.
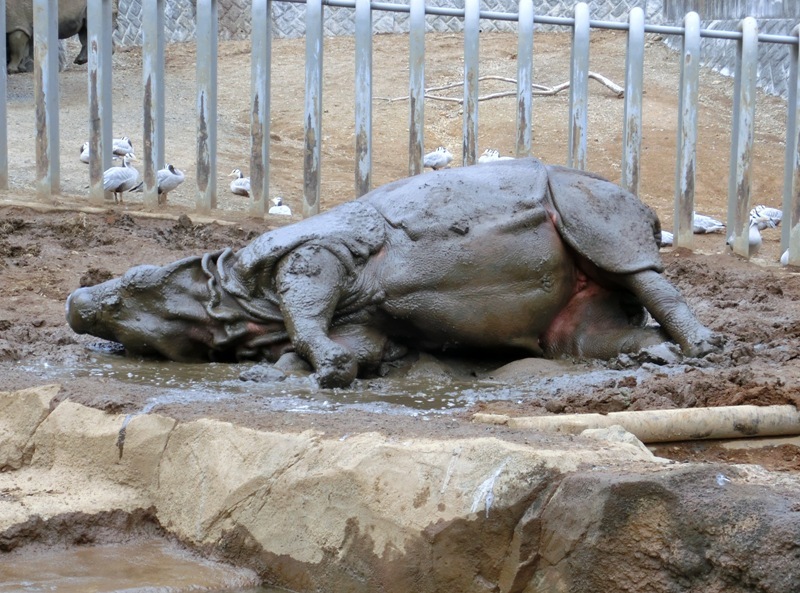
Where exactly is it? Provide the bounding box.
[66,157,720,388]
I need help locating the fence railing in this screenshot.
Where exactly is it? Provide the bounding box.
[2,0,800,264]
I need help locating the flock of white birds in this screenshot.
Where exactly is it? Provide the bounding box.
[83,138,291,215]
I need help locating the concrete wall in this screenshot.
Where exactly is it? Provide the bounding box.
[111,0,798,98]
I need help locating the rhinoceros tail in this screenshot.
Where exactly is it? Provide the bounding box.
[546,165,664,275]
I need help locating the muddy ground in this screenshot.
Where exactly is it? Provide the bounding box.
[1,31,799,472]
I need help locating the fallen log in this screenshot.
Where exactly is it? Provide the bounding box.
[473,405,800,444]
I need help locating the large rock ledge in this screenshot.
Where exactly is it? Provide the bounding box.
[1,385,799,592]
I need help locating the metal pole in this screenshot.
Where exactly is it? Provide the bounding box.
[408,0,425,176]
[727,17,758,259]
[250,0,272,216]
[142,0,166,208]
[783,24,800,266]
[673,12,700,250]
[304,0,323,217]
[196,0,218,214]
[621,6,644,195]
[34,0,59,201]
[0,0,7,190]
[462,0,479,166]
[568,2,589,170]
[87,0,113,204]
[354,0,372,197]
[515,0,533,158]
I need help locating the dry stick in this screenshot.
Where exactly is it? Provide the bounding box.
[380,71,624,104]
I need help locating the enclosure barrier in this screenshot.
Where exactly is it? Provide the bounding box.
[2,1,799,263]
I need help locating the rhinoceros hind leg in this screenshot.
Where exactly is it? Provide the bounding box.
[275,244,358,388]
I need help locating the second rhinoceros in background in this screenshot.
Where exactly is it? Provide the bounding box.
[65,157,722,388]
[6,0,117,74]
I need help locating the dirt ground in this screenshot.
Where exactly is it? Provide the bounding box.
[1,31,799,472]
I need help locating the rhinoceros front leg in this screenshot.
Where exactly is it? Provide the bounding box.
[274,244,358,388]
[620,269,722,357]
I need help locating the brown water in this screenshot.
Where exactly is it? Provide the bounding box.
[0,539,280,593]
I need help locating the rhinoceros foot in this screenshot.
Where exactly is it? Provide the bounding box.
[314,343,359,389]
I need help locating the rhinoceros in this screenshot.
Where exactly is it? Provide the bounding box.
[66,157,720,388]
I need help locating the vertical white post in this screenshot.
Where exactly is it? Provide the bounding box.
[250,0,272,216]
[34,0,60,201]
[673,12,700,249]
[87,0,113,204]
[196,0,218,213]
[462,0,479,166]
[516,0,533,158]
[408,0,425,176]
[354,0,372,197]
[727,17,758,259]
[783,25,800,266]
[568,2,589,170]
[621,7,644,195]
[142,0,166,208]
[304,0,323,217]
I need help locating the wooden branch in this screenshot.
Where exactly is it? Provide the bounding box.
[377,71,624,104]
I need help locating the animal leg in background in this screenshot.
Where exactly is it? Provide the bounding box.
[618,269,722,357]
[274,244,358,388]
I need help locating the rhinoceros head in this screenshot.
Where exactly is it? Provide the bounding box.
[66,255,228,361]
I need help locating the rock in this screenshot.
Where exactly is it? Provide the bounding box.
[239,364,286,383]
[273,352,312,373]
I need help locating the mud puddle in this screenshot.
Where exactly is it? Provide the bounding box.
[0,538,271,593]
[15,346,690,416]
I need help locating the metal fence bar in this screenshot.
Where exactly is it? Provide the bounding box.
[278,0,799,44]
[142,0,166,208]
[408,0,425,176]
[87,0,113,205]
[0,0,7,190]
[196,0,218,213]
[354,0,372,196]
[304,0,323,216]
[33,0,59,201]
[726,17,758,259]
[673,11,700,250]
[568,2,589,170]
[621,7,644,195]
[462,0,479,166]
[784,24,800,266]
[250,0,272,216]
[515,0,533,158]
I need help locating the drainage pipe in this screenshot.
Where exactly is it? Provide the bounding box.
[473,405,800,443]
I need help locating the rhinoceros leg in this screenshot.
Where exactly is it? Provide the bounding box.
[7,31,31,74]
[75,26,88,65]
[274,244,362,388]
[618,269,722,357]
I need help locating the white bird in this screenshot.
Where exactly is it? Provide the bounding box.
[268,196,292,216]
[727,220,763,256]
[229,168,250,197]
[781,249,790,266]
[478,149,500,163]
[112,136,134,157]
[750,205,782,230]
[129,164,186,204]
[103,154,140,204]
[658,230,674,248]
[423,146,453,170]
[693,213,726,234]
[80,142,91,164]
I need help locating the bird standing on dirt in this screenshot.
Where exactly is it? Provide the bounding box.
[103,154,140,204]
[727,220,764,256]
[129,164,185,205]
[268,196,292,216]
[692,213,726,234]
[423,146,453,170]
[229,168,251,197]
[79,142,91,164]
